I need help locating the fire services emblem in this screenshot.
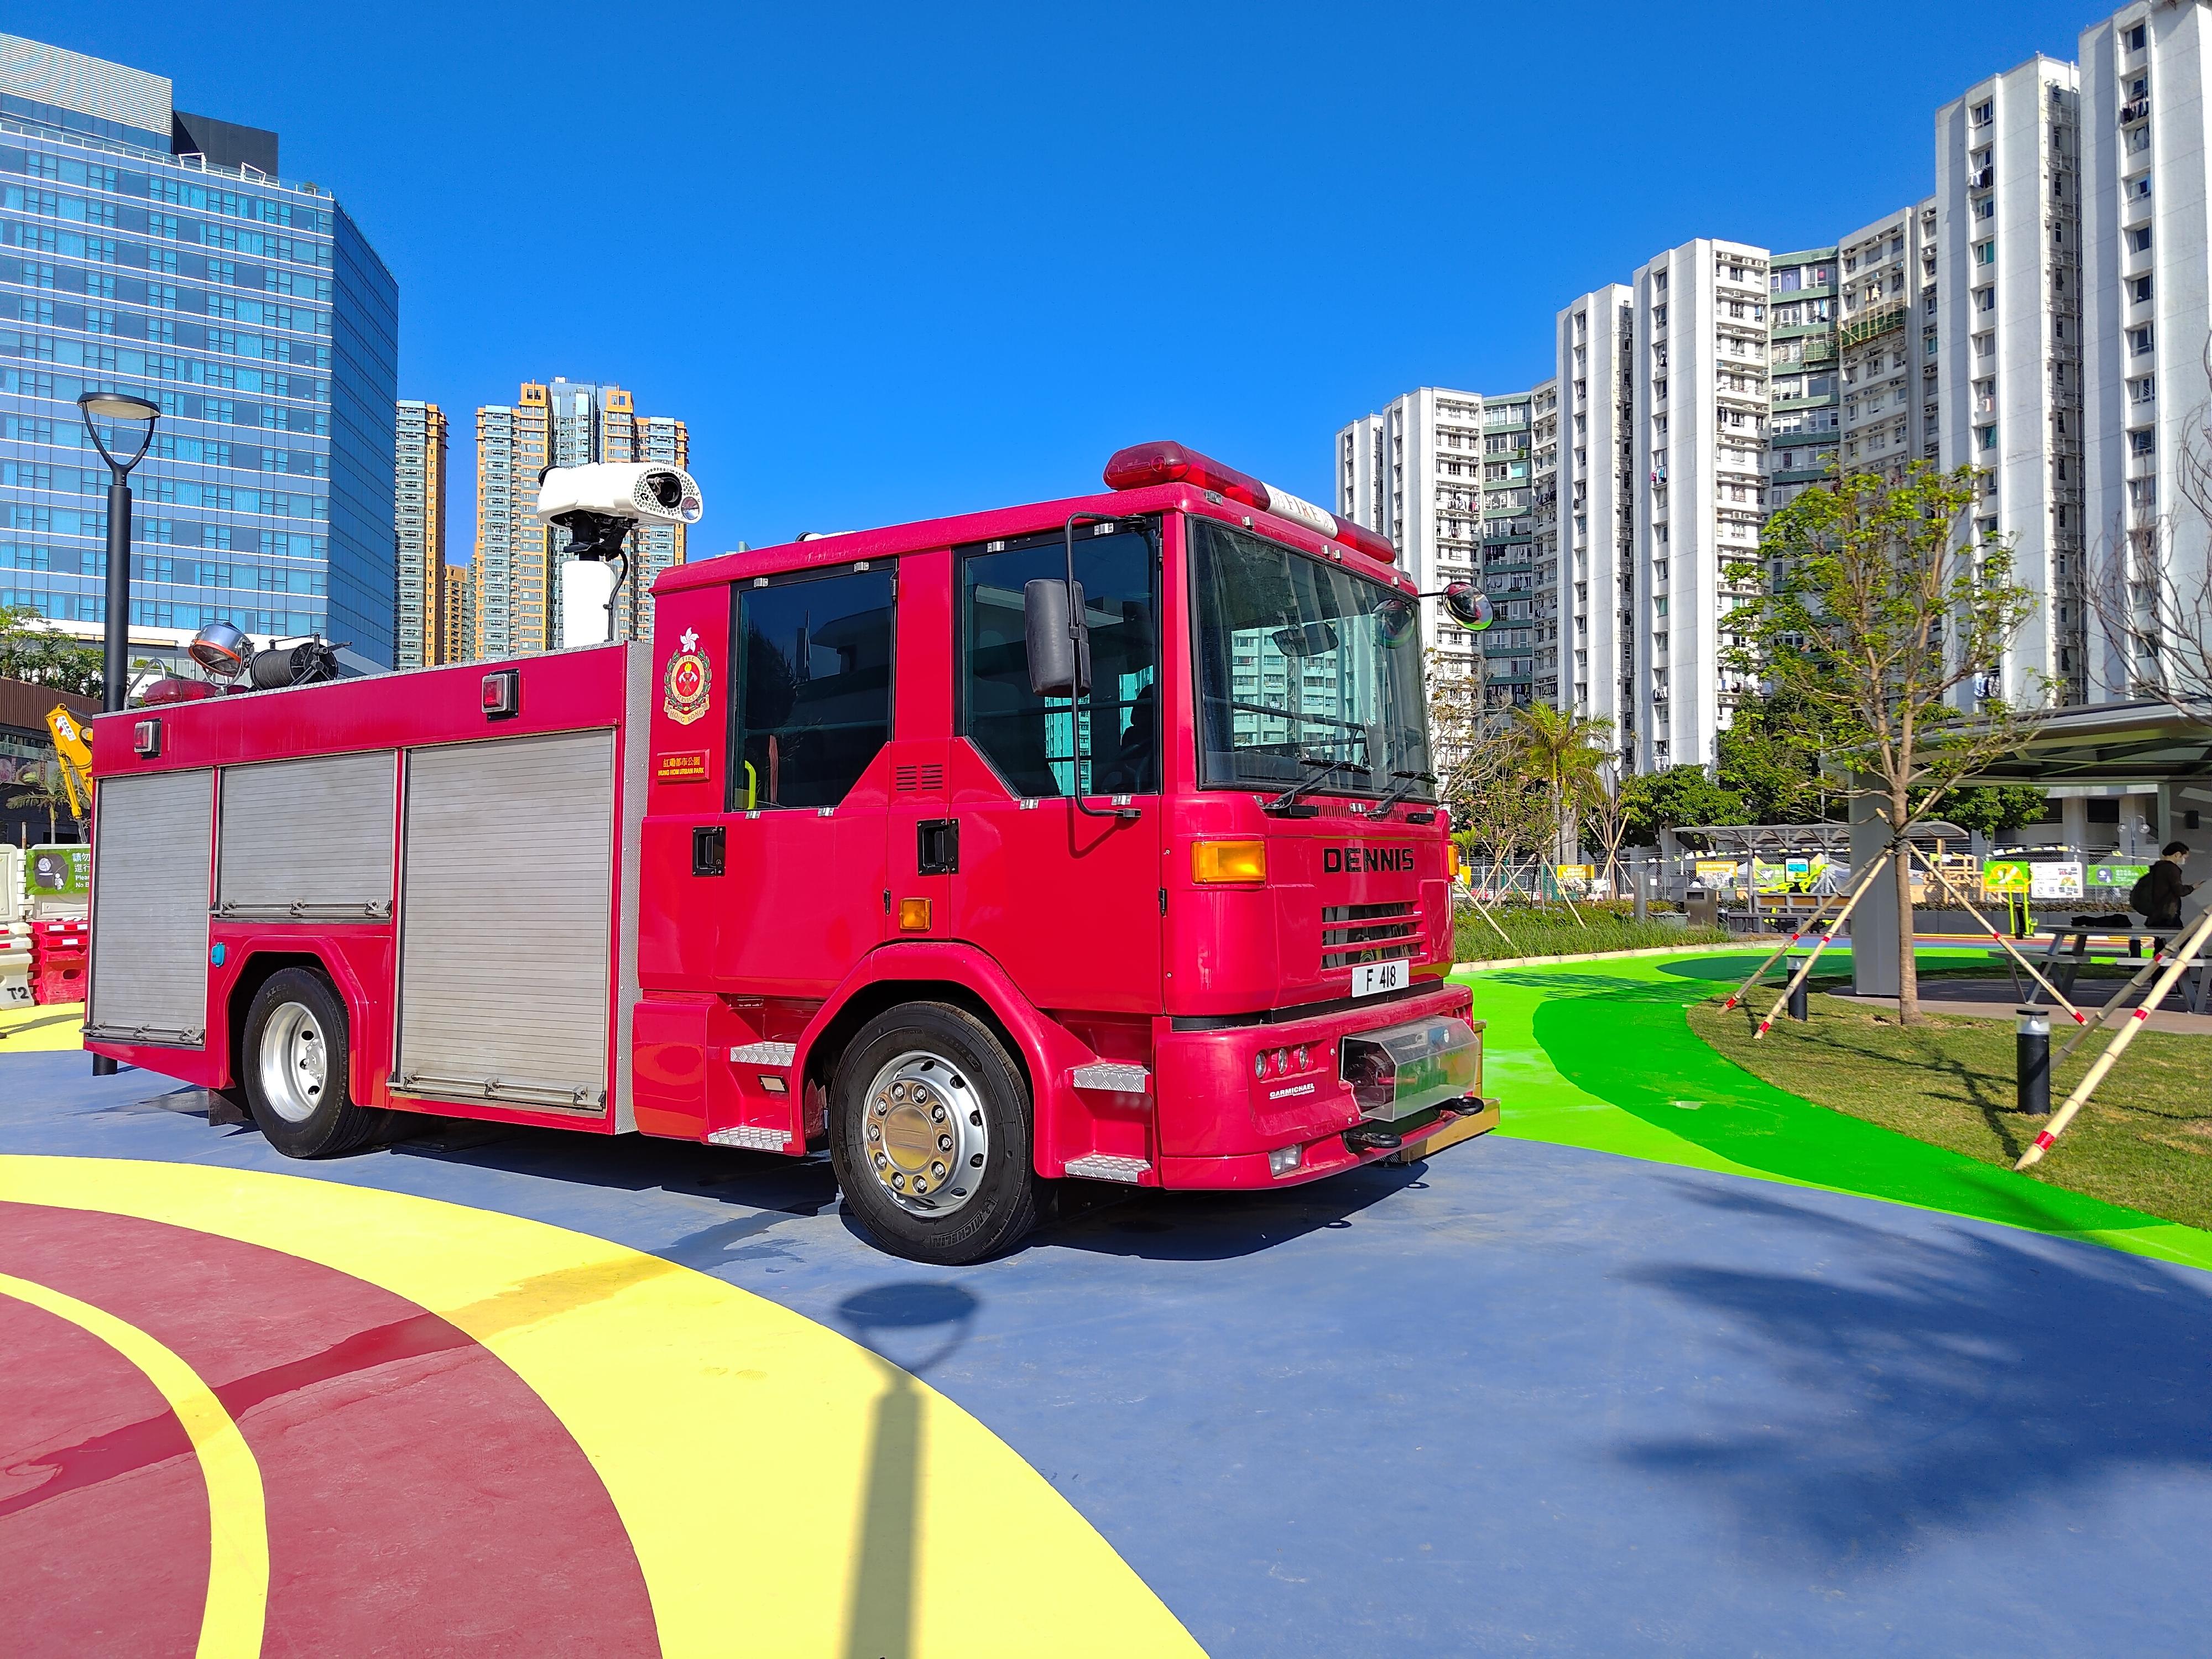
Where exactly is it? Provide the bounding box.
[663,629,711,726]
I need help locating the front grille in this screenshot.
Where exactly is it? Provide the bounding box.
[1322,901,1421,969]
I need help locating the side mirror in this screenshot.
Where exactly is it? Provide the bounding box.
[1443,582,1494,632]
[1024,578,1091,698]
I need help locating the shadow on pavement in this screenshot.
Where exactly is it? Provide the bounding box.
[1619,1177,2212,1566]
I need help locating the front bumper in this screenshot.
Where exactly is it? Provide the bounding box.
[1151,977,1488,1187]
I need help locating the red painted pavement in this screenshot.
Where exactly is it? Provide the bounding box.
[0,1202,660,1656]
[1,1295,208,1654]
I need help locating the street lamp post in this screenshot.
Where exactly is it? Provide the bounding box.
[76,392,161,714]
[76,392,158,1081]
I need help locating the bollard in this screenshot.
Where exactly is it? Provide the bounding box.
[1786,958,1809,1021]
[2016,1006,2050,1114]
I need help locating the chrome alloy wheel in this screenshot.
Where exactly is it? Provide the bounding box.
[258,1000,328,1124]
[860,1050,988,1215]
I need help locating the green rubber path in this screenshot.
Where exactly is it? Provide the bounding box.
[1455,947,2212,1273]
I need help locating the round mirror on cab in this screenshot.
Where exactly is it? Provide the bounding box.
[1375,596,1418,646]
[1443,582,1494,631]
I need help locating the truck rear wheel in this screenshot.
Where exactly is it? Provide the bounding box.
[829,1001,1043,1264]
[240,968,387,1158]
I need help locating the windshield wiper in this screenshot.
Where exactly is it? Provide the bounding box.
[1265,754,1360,818]
[1361,769,1436,819]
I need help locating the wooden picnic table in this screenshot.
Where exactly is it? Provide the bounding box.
[1995,924,2212,1014]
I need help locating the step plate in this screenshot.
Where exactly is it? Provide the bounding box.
[1063,1153,1151,1184]
[708,1125,792,1152]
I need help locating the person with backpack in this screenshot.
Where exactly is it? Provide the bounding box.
[2130,842,2196,941]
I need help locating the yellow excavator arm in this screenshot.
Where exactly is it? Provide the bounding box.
[44,705,92,823]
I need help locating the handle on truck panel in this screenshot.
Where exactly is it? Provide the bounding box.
[743,760,758,811]
[917,818,959,876]
[693,825,726,877]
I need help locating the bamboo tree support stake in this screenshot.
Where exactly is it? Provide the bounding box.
[2053,938,2178,1066]
[1905,843,2088,1027]
[2015,903,2212,1171]
[1719,851,1890,1013]
[1469,888,1514,944]
[1750,844,1902,1037]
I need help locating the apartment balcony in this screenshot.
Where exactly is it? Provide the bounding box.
[2120,98,2150,125]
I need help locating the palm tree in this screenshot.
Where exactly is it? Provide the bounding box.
[8,764,76,843]
[1509,703,1614,868]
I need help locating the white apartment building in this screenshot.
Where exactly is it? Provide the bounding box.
[1558,284,1636,738]
[2080,2,2212,701]
[1336,385,1547,695]
[1836,201,1943,480]
[1937,56,2088,706]
[1632,239,1772,770]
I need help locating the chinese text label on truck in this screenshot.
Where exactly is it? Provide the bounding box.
[84,443,1495,1262]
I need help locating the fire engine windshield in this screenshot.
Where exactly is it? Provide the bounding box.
[1191,517,1434,799]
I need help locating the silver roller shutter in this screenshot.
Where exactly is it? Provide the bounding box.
[394,729,614,1112]
[217,750,395,921]
[87,769,213,1047]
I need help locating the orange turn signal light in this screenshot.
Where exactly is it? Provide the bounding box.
[1192,839,1267,884]
[898,897,932,931]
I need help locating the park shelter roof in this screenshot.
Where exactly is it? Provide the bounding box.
[1964,700,2212,786]
[1672,821,1968,854]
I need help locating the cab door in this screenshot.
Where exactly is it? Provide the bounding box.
[712,562,897,993]
[946,522,1162,1013]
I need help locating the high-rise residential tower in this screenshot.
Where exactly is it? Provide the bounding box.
[437,555,471,665]
[0,33,398,669]
[1835,205,1942,483]
[1936,56,2086,707]
[627,410,688,640]
[2079,3,2212,703]
[1765,247,1841,512]
[1558,284,1637,743]
[1631,238,1772,770]
[472,377,688,656]
[1334,383,1548,701]
[393,399,446,668]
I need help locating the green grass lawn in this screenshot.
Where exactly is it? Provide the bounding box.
[1454,909,1733,963]
[1688,985,2212,1231]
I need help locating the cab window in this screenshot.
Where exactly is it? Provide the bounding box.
[728,567,894,809]
[958,525,1159,797]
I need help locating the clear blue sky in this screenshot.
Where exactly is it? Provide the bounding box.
[20,1,2105,558]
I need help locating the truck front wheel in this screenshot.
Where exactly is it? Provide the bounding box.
[239,967,387,1158]
[829,1001,1043,1264]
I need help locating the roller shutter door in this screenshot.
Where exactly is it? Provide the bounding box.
[217,750,395,921]
[394,730,614,1112]
[87,769,213,1047]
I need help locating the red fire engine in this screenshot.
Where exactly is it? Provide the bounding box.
[82,443,1494,1262]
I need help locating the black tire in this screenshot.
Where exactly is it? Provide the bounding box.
[239,968,388,1157]
[828,1001,1044,1264]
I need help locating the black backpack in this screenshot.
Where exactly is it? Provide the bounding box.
[2129,869,2158,916]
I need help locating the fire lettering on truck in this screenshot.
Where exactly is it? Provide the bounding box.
[1322,846,1415,874]
[662,629,712,726]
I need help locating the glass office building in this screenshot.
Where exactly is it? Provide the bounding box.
[0,35,398,668]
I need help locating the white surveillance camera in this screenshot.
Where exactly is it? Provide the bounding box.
[536,462,703,526]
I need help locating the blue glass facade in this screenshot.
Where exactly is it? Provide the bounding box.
[0,112,397,664]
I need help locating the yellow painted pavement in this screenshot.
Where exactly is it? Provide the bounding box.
[0,1156,1202,1657]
